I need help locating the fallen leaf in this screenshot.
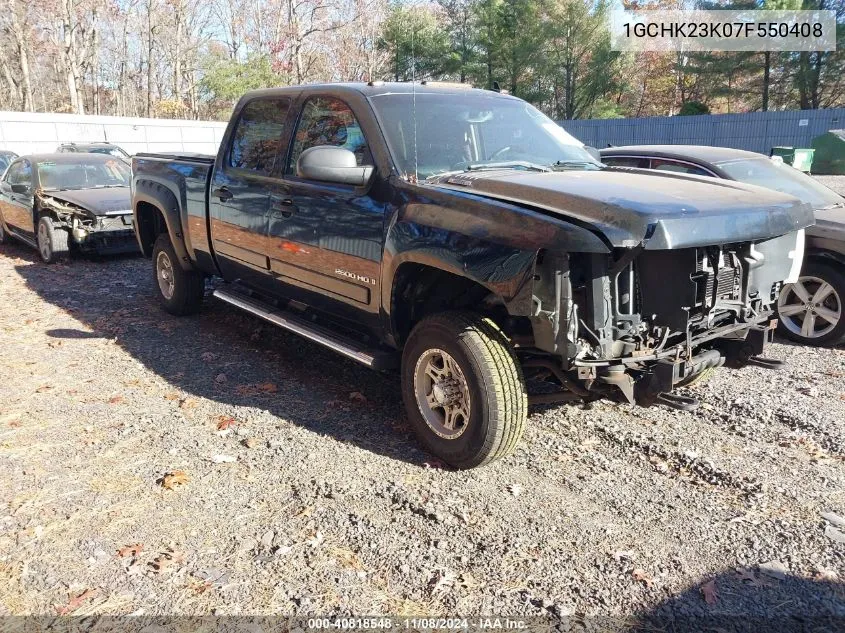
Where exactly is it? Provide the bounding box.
[54,588,98,615]
[150,549,186,574]
[701,580,718,605]
[215,373,227,384]
[735,567,770,588]
[216,415,238,431]
[160,470,190,490]
[108,396,125,405]
[200,352,218,362]
[429,569,456,599]
[35,385,52,393]
[179,398,199,410]
[632,568,653,588]
[243,437,258,449]
[8,420,21,428]
[348,391,367,402]
[117,543,144,558]
[164,392,181,401]
[257,382,278,393]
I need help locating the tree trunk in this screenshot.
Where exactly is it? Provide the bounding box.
[9,5,34,111]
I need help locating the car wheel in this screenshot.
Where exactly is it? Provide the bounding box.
[401,312,527,469]
[36,216,69,264]
[152,233,205,315]
[777,260,845,347]
[0,212,9,244]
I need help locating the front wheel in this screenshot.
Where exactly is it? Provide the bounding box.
[36,216,69,264]
[777,260,845,347]
[152,233,205,315]
[401,312,527,469]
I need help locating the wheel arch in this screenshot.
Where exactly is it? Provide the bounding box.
[388,256,535,347]
[133,180,192,269]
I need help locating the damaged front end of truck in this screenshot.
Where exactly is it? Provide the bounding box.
[527,229,805,410]
[431,168,814,412]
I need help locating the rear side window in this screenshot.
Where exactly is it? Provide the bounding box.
[651,159,712,177]
[228,98,290,175]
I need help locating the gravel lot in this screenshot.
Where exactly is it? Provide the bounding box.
[1,225,844,628]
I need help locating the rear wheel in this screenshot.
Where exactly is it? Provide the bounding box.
[777,261,845,346]
[0,212,8,244]
[36,216,69,264]
[401,312,527,469]
[152,233,205,315]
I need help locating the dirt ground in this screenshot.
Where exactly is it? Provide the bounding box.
[0,235,844,629]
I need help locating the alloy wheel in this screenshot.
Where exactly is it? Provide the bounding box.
[413,348,472,440]
[156,250,176,300]
[778,275,842,340]
[38,221,51,261]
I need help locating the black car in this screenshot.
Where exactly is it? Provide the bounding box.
[131,83,811,468]
[56,142,131,160]
[0,150,19,174]
[601,145,845,346]
[0,153,138,263]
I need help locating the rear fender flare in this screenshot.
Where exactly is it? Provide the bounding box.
[133,179,192,269]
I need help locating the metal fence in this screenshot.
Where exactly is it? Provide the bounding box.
[0,111,228,156]
[559,108,845,155]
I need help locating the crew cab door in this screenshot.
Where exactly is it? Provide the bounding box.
[209,96,293,285]
[0,159,35,239]
[263,95,386,327]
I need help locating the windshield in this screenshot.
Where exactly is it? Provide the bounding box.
[716,157,843,209]
[37,159,131,191]
[369,92,600,180]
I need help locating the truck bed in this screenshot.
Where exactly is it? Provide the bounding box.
[131,152,216,270]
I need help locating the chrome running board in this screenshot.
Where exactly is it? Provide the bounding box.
[213,287,396,370]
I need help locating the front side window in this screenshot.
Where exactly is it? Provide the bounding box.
[603,156,649,169]
[287,97,372,174]
[6,160,31,186]
[228,98,290,175]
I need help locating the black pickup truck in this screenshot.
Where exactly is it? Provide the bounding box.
[132,82,812,468]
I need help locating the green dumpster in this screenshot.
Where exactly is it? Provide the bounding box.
[811,130,845,175]
[771,146,815,172]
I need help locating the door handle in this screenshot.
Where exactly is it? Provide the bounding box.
[270,198,296,219]
[213,186,233,202]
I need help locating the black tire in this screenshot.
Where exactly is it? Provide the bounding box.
[777,260,845,347]
[152,233,205,315]
[401,311,527,469]
[0,212,9,245]
[36,215,69,264]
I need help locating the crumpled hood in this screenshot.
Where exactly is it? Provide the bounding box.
[429,169,815,249]
[41,187,131,216]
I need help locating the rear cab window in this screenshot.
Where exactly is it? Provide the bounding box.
[227,98,291,176]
